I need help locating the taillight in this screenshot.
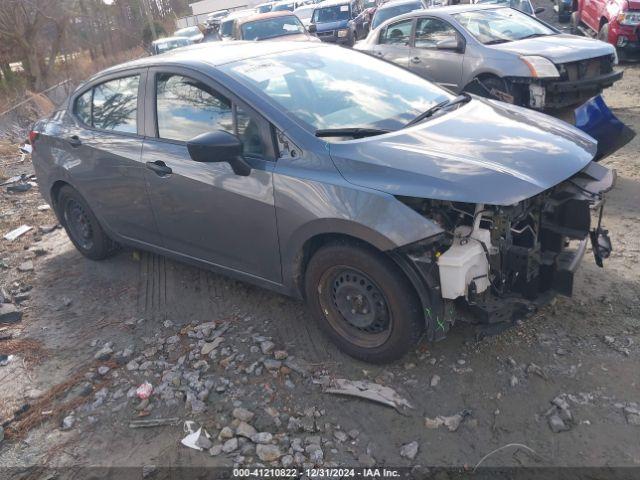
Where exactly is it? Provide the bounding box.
[28,130,38,149]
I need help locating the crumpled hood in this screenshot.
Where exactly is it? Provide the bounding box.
[489,34,615,64]
[329,98,597,206]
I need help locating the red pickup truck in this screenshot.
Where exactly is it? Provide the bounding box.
[571,0,640,60]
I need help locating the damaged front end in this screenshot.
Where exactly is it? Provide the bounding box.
[394,161,615,339]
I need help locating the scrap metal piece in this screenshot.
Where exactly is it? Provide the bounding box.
[4,225,32,241]
[575,95,636,160]
[324,378,413,412]
[128,417,180,429]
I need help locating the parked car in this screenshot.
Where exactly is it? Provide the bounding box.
[31,42,615,362]
[370,0,427,30]
[173,26,204,43]
[308,0,369,45]
[256,2,275,13]
[151,36,193,55]
[272,0,299,11]
[233,11,319,41]
[219,9,257,40]
[294,4,317,26]
[474,0,543,17]
[356,5,622,110]
[205,9,230,28]
[570,0,640,60]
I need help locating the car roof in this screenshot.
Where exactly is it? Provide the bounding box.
[316,0,351,7]
[238,10,299,25]
[94,41,325,80]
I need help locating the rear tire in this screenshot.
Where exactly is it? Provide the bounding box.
[57,185,118,260]
[304,242,424,363]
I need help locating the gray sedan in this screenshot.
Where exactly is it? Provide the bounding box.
[31,42,614,362]
[355,5,622,109]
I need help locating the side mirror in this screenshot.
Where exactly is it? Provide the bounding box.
[308,23,317,33]
[534,6,545,14]
[436,37,460,51]
[187,131,251,176]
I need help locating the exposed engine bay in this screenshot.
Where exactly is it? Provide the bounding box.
[397,161,615,339]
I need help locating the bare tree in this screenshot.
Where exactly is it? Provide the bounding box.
[0,0,75,90]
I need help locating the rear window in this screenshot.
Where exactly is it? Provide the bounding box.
[74,75,139,133]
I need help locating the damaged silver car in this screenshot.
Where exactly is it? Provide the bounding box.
[31,42,615,363]
[355,5,622,110]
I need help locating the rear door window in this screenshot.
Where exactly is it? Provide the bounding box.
[379,19,413,45]
[92,75,139,133]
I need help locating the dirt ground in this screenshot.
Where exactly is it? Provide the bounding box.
[0,13,639,479]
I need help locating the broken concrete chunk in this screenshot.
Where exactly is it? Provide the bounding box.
[17,260,34,272]
[548,413,570,433]
[0,303,22,324]
[201,337,224,356]
[232,407,255,422]
[424,409,471,432]
[623,406,640,426]
[256,443,282,462]
[235,421,257,439]
[400,441,419,460]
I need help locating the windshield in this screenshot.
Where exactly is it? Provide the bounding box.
[312,4,351,23]
[223,46,450,131]
[372,2,423,29]
[257,4,273,13]
[476,0,533,15]
[273,2,295,11]
[295,7,315,19]
[364,0,377,7]
[241,16,305,39]
[454,7,554,44]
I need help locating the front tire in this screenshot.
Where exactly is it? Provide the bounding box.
[304,242,424,363]
[57,185,118,260]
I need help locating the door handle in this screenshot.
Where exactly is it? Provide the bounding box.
[410,56,421,64]
[68,135,82,147]
[145,161,172,176]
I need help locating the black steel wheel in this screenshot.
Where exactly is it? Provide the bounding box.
[64,198,94,251]
[305,241,424,363]
[323,266,392,349]
[57,185,118,260]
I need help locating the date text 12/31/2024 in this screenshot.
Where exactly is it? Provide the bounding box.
[233,468,401,478]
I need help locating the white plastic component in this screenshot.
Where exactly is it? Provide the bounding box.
[438,227,491,300]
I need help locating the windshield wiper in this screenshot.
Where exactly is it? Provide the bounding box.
[484,38,511,45]
[315,127,390,138]
[404,93,471,128]
[518,33,549,40]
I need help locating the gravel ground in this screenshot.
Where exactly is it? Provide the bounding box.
[0,10,639,475]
